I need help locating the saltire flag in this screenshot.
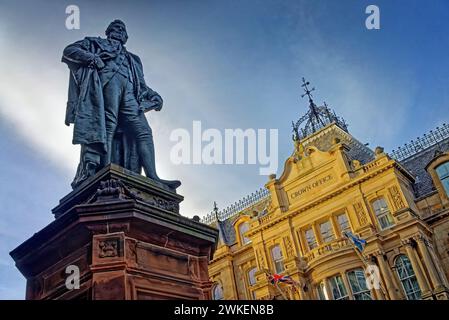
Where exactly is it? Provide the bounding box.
[344,231,367,252]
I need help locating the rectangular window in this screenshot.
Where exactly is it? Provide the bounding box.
[347,269,372,300]
[305,228,317,250]
[336,213,351,234]
[271,245,284,274]
[372,198,394,230]
[320,221,335,243]
[248,268,257,286]
[328,275,349,300]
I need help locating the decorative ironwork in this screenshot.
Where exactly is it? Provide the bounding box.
[201,188,270,225]
[390,123,449,161]
[292,78,348,141]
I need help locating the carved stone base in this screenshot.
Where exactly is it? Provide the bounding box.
[10,164,218,300]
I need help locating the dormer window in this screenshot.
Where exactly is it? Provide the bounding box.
[436,162,449,196]
[238,222,251,245]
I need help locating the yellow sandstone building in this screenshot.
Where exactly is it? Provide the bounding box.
[203,80,449,300]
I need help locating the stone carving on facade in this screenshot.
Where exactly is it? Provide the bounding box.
[99,238,120,258]
[389,186,405,211]
[147,196,179,212]
[87,178,179,214]
[88,178,141,203]
[257,249,267,269]
[400,238,414,247]
[283,236,295,258]
[351,159,362,170]
[353,202,368,226]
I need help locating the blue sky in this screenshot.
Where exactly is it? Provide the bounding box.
[0,0,448,299]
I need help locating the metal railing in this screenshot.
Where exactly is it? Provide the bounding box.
[200,188,270,225]
[390,123,449,161]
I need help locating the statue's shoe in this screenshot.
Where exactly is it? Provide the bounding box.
[149,177,181,190]
[160,179,181,190]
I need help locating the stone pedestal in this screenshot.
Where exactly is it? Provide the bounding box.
[10,164,218,300]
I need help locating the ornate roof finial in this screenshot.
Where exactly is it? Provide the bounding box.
[292,77,349,141]
[301,77,315,104]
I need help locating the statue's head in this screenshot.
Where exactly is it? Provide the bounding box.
[106,20,128,44]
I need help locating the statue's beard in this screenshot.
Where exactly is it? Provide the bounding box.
[108,31,127,44]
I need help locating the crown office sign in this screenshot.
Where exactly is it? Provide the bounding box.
[289,174,334,200]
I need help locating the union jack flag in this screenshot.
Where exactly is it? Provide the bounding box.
[267,273,297,286]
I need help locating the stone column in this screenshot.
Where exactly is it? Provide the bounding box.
[402,239,431,296]
[415,235,445,291]
[374,251,401,300]
[428,244,449,288]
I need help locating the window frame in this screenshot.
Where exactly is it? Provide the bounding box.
[394,255,421,300]
[248,267,257,287]
[346,268,372,300]
[212,282,224,300]
[336,212,351,235]
[319,220,335,243]
[271,245,284,274]
[426,155,449,206]
[328,274,349,300]
[436,162,449,196]
[371,197,395,230]
[304,227,318,250]
[238,221,251,245]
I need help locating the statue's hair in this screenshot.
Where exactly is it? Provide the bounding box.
[105,20,128,40]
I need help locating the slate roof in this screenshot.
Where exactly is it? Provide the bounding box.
[397,137,449,198]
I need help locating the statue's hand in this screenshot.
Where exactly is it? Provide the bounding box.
[93,56,105,69]
[149,94,163,111]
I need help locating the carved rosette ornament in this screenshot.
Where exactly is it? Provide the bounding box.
[388,186,406,211]
[353,202,368,226]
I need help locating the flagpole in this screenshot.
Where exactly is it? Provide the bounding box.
[263,269,290,300]
[346,237,388,299]
[275,282,289,300]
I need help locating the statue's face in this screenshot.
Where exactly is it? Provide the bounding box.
[107,23,128,44]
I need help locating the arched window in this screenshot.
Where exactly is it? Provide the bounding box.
[346,268,372,300]
[238,222,251,245]
[247,267,257,287]
[271,245,284,274]
[372,198,394,230]
[212,282,224,300]
[436,162,449,196]
[394,255,421,300]
[328,274,349,300]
